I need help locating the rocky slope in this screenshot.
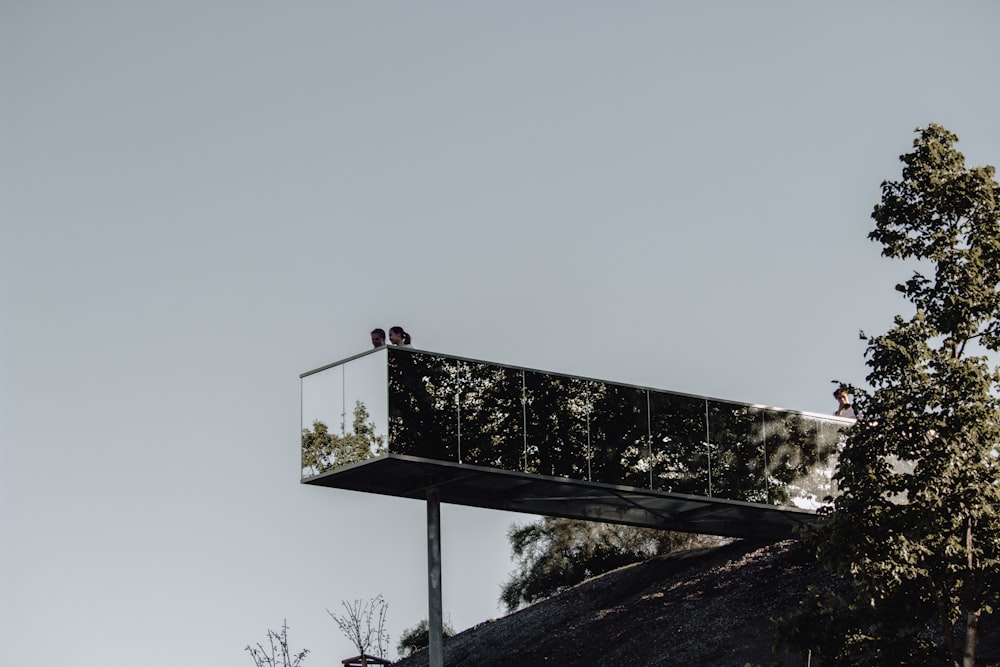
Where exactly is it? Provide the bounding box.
[393,539,999,667]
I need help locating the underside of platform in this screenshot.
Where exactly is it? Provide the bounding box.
[303,455,822,540]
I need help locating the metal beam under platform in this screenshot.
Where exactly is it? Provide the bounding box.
[304,454,821,541]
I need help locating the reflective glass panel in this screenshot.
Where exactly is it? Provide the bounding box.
[387,349,460,462]
[301,364,344,478]
[301,349,388,477]
[775,415,847,508]
[764,410,843,508]
[649,392,708,495]
[456,363,526,471]
[706,401,766,502]
[589,384,650,487]
[304,348,847,511]
[343,348,389,456]
[523,371,591,480]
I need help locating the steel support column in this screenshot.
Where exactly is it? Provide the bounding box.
[427,488,443,667]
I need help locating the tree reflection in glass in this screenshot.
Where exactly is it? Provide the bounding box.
[647,393,708,496]
[455,362,525,471]
[327,347,853,509]
[766,412,844,508]
[301,400,386,477]
[523,372,593,480]
[706,402,767,503]
[387,350,459,462]
[589,384,650,487]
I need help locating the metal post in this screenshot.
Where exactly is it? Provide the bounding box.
[427,488,444,667]
[646,390,653,489]
[704,400,712,497]
[521,370,528,472]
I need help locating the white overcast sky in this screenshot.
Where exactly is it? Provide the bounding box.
[2,1,999,665]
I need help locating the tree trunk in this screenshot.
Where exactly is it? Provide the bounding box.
[963,609,979,667]
[963,518,978,667]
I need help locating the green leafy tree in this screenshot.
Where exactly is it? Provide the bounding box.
[245,620,309,667]
[397,619,455,658]
[500,516,719,612]
[302,401,386,475]
[777,124,1000,666]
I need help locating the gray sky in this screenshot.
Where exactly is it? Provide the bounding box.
[2,1,999,664]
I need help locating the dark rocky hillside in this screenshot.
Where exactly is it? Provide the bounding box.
[393,539,999,667]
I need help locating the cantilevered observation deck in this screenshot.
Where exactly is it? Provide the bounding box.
[301,347,851,540]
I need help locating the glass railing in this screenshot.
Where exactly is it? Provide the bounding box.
[301,347,852,510]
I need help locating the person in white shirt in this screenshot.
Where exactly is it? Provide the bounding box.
[388,326,412,346]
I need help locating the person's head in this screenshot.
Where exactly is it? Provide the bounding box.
[833,387,850,405]
[371,328,386,347]
[388,326,411,346]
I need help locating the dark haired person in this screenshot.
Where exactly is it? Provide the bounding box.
[388,326,412,346]
[371,328,386,348]
[833,387,856,418]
